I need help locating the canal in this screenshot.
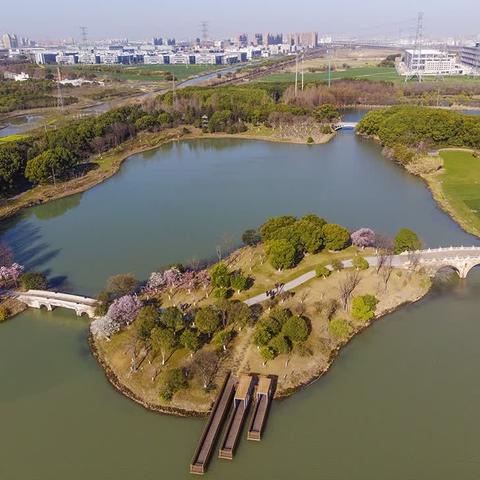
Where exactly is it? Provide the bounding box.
[1,128,480,479]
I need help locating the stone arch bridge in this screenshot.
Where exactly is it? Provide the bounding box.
[15,290,97,318]
[395,246,480,279]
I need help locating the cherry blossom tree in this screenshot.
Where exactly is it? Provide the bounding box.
[90,316,121,340]
[107,295,143,327]
[351,228,376,249]
[0,263,24,287]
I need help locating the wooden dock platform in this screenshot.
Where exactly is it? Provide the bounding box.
[247,376,275,441]
[190,372,235,475]
[219,375,254,460]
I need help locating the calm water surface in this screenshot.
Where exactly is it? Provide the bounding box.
[1,131,480,479]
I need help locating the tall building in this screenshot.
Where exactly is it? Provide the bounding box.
[283,32,318,48]
[263,33,283,46]
[2,33,18,49]
[254,33,263,46]
[460,43,480,71]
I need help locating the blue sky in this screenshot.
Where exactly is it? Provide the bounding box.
[1,0,479,40]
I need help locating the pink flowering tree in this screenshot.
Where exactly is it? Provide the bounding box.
[0,263,24,288]
[107,295,143,327]
[351,228,376,249]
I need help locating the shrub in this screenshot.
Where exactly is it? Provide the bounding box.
[331,259,344,271]
[260,345,277,361]
[352,255,369,271]
[315,265,331,278]
[0,306,9,322]
[269,335,291,355]
[307,136,314,144]
[352,294,379,322]
[253,324,274,346]
[260,216,297,241]
[209,263,231,289]
[242,229,261,246]
[328,318,353,341]
[19,272,48,291]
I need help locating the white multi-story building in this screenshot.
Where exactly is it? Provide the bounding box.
[460,43,480,72]
[400,49,465,76]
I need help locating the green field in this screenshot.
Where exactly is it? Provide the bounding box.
[0,134,29,143]
[259,67,401,83]
[436,150,480,233]
[259,66,480,85]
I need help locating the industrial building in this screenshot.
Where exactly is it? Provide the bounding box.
[460,43,480,72]
[399,49,466,76]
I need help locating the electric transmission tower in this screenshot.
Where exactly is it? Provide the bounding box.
[80,26,88,45]
[406,12,424,82]
[56,66,64,111]
[200,21,209,46]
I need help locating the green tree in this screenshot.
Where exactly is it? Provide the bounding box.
[282,315,309,343]
[135,306,158,341]
[260,345,277,361]
[253,325,274,346]
[195,307,221,336]
[160,307,184,332]
[209,262,231,289]
[25,146,76,184]
[19,272,48,290]
[208,110,233,132]
[260,215,297,241]
[394,228,422,254]
[242,229,261,246]
[352,294,379,322]
[227,301,252,330]
[106,274,138,296]
[213,287,230,299]
[352,255,369,271]
[314,104,339,122]
[266,239,297,270]
[331,259,344,271]
[160,368,188,401]
[295,220,324,254]
[315,265,331,278]
[230,272,248,293]
[180,329,200,355]
[269,335,291,355]
[301,214,327,228]
[323,224,351,251]
[213,329,233,351]
[151,326,176,365]
[328,318,353,341]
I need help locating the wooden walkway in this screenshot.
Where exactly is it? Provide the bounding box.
[219,376,254,460]
[247,377,275,441]
[190,373,235,475]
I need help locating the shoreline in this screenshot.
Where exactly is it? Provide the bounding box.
[90,276,431,417]
[0,127,335,223]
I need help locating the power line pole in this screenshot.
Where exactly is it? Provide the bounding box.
[295,52,299,97]
[301,52,304,91]
[407,12,424,83]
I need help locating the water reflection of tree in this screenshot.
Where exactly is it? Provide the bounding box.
[33,194,82,220]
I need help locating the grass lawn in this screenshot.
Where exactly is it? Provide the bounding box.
[434,150,480,235]
[0,134,29,143]
[259,66,401,83]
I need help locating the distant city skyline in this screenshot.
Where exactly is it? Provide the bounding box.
[1,0,479,41]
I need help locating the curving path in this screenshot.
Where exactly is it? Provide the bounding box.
[244,246,480,306]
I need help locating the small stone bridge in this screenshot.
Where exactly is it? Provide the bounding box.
[333,122,358,131]
[15,290,97,318]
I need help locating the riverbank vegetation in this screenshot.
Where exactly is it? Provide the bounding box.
[357,106,480,237]
[0,79,78,113]
[91,214,429,414]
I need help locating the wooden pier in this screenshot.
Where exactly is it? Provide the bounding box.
[190,372,235,475]
[247,376,275,441]
[219,375,254,460]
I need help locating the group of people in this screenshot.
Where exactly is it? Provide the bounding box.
[266,283,285,299]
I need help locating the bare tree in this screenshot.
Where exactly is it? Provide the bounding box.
[0,243,13,268]
[380,255,394,292]
[375,233,394,273]
[190,351,219,390]
[406,251,421,279]
[338,271,361,310]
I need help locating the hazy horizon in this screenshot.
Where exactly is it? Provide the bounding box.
[2,0,479,41]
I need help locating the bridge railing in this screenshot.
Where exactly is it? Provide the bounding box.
[399,246,480,255]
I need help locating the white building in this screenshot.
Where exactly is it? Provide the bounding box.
[460,43,480,72]
[400,49,465,76]
[3,71,29,81]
